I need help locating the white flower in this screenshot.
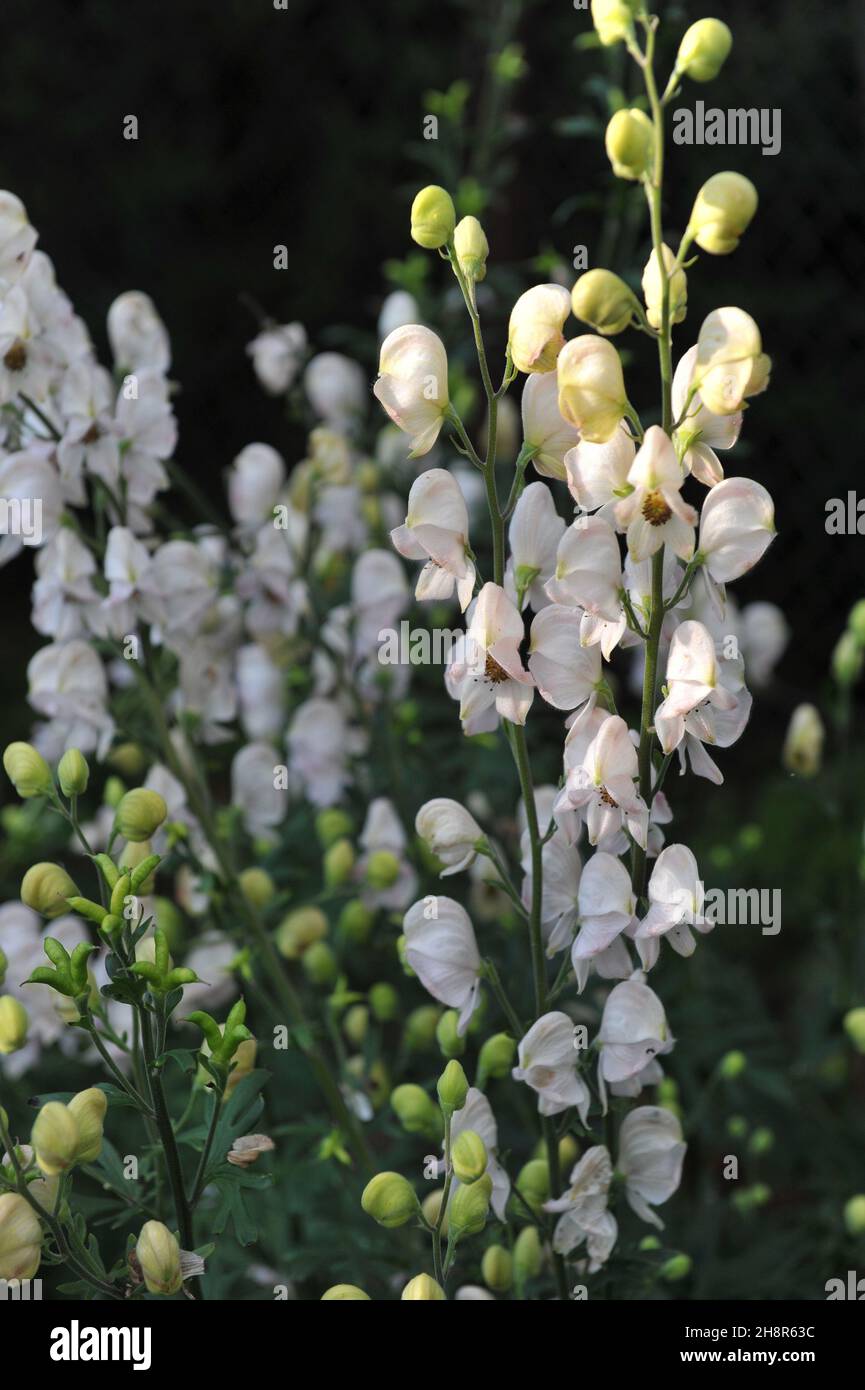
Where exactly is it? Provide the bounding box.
[0,448,63,564]
[228,444,286,528]
[236,643,285,741]
[402,896,482,1033]
[27,639,113,758]
[107,291,170,373]
[563,426,635,523]
[145,539,218,640]
[390,468,475,611]
[636,843,714,965]
[415,798,484,876]
[555,713,648,851]
[351,548,410,660]
[597,977,674,1107]
[521,826,582,956]
[572,851,636,988]
[546,515,623,622]
[672,343,741,487]
[614,425,697,562]
[57,361,121,489]
[654,620,738,753]
[451,583,534,728]
[286,697,360,806]
[373,326,448,456]
[512,1011,590,1121]
[528,605,602,712]
[377,291,419,341]
[304,352,366,432]
[697,476,776,585]
[694,307,770,416]
[32,530,99,639]
[506,482,564,612]
[508,284,571,374]
[544,1145,617,1268]
[231,742,287,837]
[0,191,38,284]
[617,1105,686,1228]
[520,371,580,480]
[246,322,306,395]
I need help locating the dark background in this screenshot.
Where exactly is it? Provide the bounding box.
[1,0,864,737]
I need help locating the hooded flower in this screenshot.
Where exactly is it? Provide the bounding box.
[520,826,582,956]
[520,370,581,480]
[671,343,741,487]
[544,1144,617,1269]
[696,477,776,588]
[614,426,697,562]
[506,482,565,612]
[373,325,449,456]
[654,620,738,753]
[528,605,602,712]
[390,467,475,611]
[572,851,636,989]
[617,1105,686,1228]
[597,976,674,1107]
[305,351,366,432]
[402,896,482,1033]
[545,515,623,622]
[508,284,571,374]
[635,842,714,965]
[415,798,484,876]
[512,1011,590,1122]
[693,307,770,417]
[563,426,635,524]
[451,583,534,728]
[555,713,648,851]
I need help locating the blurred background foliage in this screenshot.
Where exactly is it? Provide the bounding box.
[1,0,864,1299]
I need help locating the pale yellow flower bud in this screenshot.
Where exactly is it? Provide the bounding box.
[57,748,89,797]
[687,172,757,255]
[641,244,688,330]
[449,1171,492,1238]
[782,704,824,778]
[276,906,328,959]
[20,862,79,918]
[0,996,28,1054]
[508,284,571,374]
[571,269,639,336]
[321,1284,371,1300]
[591,0,639,47]
[451,1129,488,1185]
[68,1087,107,1164]
[361,1171,419,1228]
[137,1220,182,1295]
[454,216,489,283]
[0,1192,42,1282]
[557,335,629,443]
[401,1273,446,1300]
[677,18,732,83]
[238,867,275,910]
[694,307,769,415]
[32,1101,80,1175]
[3,742,53,798]
[605,108,653,181]
[410,185,456,249]
[115,788,167,842]
[482,1244,513,1293]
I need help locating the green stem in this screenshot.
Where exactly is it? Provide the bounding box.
[139,1005,195,1261]
[190,1084,225,1206]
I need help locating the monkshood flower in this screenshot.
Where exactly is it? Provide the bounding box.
[351,548,410,662]
[563,426,635,526]
[520,825,582,956]
[555,712,648,850]
[505,482,564,612]
[450,583,534,729]
[287,697,363,806]
[228,443,286,528]
[390,467,476,612]
[236,643,285,741]
[107,290,170,373]
[402,896,481,1033]
[508,284,571,374]
[597,976,674,1107]
[27,639,114,758]
[544,1144,617,1269]
[231,741,288,839]
[654,620,738,754]
[512,1011,590,1122]
[0,448,64,564]
[693,307,771,416]
[246,322,306,396]
[635,843,715,966]
[0,286,52,405]
[32,530,99,640]
[671,344,741,487]
[557,335,629,443]
[520,371,581,481]
[614,426,697,563]
[443,1087,511,1219]
[0,190,38,283]
[373,325,449,456]
[415,798,484,876]
[358,797,417,910]
[57,361,121,490]
[572,851,636,990]
[545,515,623,622]
[378,290,419,340]
[695,476,776,605]
[528,605,602,712]
[616,1105,686,1228]
[304,351,366,432]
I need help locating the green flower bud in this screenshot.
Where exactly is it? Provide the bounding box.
[605,108,653,181]
[109,873,132,917]
[726,1115,748,1139]
[401,1273,445,1300]
[104,776,126,809]
[360,1171,419,1228]
[21,862,79,918]
[639,1234,662,1251]
[452,1129,488,1185]
[365,849,400,890]
[844,1195,865,1237]
[843,1007,865,1054]
[108,741,147,778]
[515,1158,549,1215]
[449,1171,492,1238]
[513,1225,542,1280]
[478,1032,516,1081]
[32,1101,80,1175]
[436,1009,465,1058]
[238,867,275,910]
[302,941,338,987]
[276,907,328,959]
[324,838,355,888]
[732,1182,771,1215]
[2,742,53,798]
[748,1126,774,1156]
[849,600,865,646]
[833,631,863,687]
[343,1004,369,1047]
[687,172,758,255]
[390,1084,442,1140]
[571,268,639,336]
[123,845,161,895]
[321,1284,371,1300]
[405,1005,441,1051]
[136,1220,182,1296]
[437,1059,469,1115]
[68,1087,107,1163]
[454,215,489,282]
[410,185,456,249]
[115,788,167,842]
[57,748,89,797]
[337,899,375,944]
[718,1049,747,1080]
[0,996,28,1054]
[676,18,732,83]
[315,808,354,848]
[369,982,399,1023]
[591,0,638,47]
[421,1189,447,1232]
[660,1253,692,1282]
[482,1243,513,1294]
